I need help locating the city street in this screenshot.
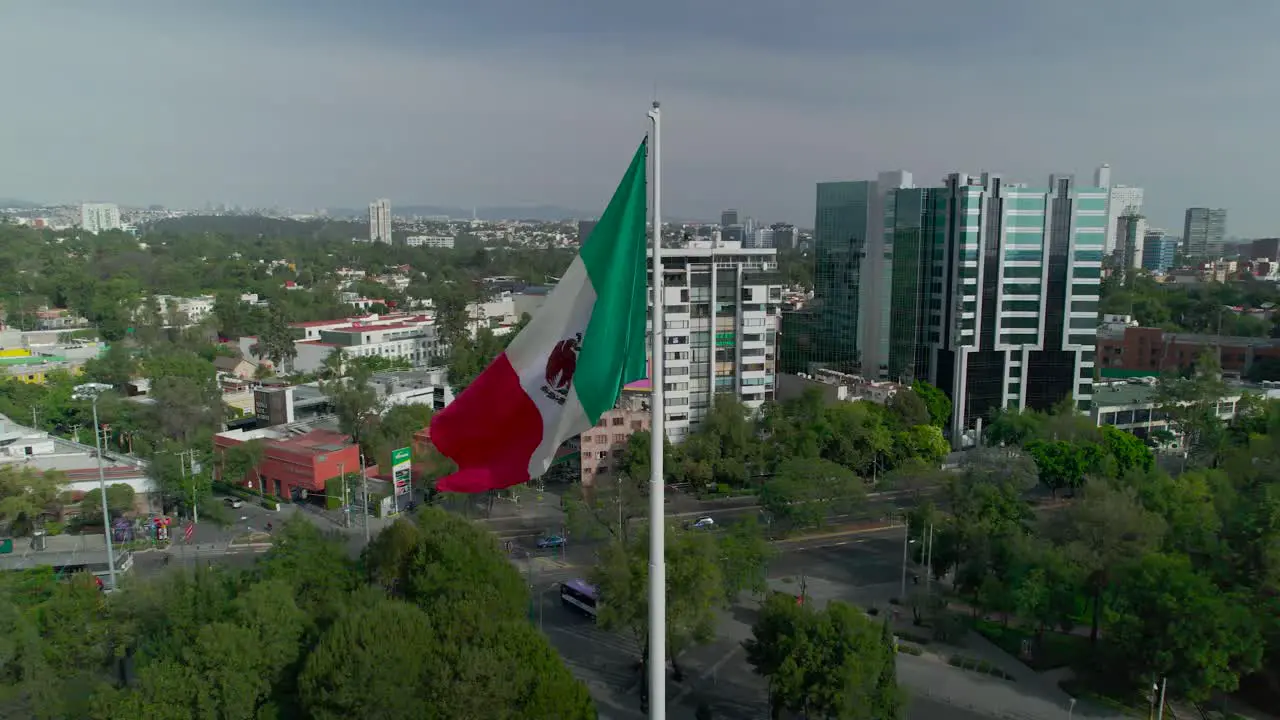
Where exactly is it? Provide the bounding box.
[122,490,1062,719]
[533,524,1118,720]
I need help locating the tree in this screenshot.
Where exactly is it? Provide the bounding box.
[591,523,724,680]
[81,344,138,390]
[0,466,62,536]
[220,438,266,496]
[912,380,951,429]
[446,328,505,394]
[717,516,776,601]
[299,596,594,720]
[252,308,299,374]
[745,594,902,719]
[1106,553,1263,703]
[1155,349,1230,466]
[1044,481,1166,646]
[1099,425,1154,476]
[322,364,382,454]
[1024,439,1105,498]
[885,389,930,429]
[675,396,760,488]
[104,483,135,517]
[760,458,866,531]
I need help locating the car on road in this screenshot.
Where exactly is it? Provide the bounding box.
[688,516,715,530]
[223,497,244,509]
[536,535,566,549]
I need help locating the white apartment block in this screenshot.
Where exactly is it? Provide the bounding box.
[368,199,392,243]
[406,235,455,248]
[241,313,446,374]
[80,203,121,233]
[467,292,521,337]
[308,320,445,369]
[146,294,215,325]
[650,240,782,442]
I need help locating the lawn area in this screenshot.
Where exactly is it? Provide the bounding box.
[974,619,1091,672]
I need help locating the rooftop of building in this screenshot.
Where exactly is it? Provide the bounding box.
[0,533,122,573]
[215,425,351,454]
[326,323,422,334]
[1090,379,1249,409]
[1099,325,1280,347]
[0,355,72,366]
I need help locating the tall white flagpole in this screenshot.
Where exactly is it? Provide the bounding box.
[646,100,667,720]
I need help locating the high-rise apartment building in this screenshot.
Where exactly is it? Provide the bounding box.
[1142,231,1178,273]
[80,203,121,233]
[720,209,739,228]
[649,240,781,442]
[1183,207,1227,261]
[1116,213,1148,270]
[746,227,774,249]
[771,223,797,251]
[931,173,1103,439]
[368,199,392,243]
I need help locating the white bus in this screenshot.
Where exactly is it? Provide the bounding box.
[559,578,598,618]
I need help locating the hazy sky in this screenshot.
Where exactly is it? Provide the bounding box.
[3,1,1277,233]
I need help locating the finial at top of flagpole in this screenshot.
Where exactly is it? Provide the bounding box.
[652,100,660,110]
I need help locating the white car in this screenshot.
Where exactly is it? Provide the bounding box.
[224,497,244,509]
[689,516,715,530]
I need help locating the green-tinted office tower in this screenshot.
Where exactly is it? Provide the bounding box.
[884,187,948,382]
[780,181,872,375]
[931,173,1103,440]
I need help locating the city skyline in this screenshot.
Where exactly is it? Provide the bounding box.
[4,1,1279,234]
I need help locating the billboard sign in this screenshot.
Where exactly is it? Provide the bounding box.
[391,447,412,497]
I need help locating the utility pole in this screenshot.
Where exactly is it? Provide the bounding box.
[188,450,199,525]
[338,462,347,528]
[924,523,934,593]
[359,452,370,544]
[900,517,910,599]
[1155,677,1167,720]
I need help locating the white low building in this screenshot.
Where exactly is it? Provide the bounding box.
[406,235,455,248]
[0,413,155,506]
[241,313,446,374]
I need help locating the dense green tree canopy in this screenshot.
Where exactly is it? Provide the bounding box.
[0,511,593,719]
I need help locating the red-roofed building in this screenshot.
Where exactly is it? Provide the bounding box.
[214,427,368,501]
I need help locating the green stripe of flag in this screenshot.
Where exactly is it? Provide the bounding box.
[575,138,650,423]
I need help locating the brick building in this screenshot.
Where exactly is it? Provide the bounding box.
[579,388,651,488]
[214,427,363,501]
[1098,325,1280,377]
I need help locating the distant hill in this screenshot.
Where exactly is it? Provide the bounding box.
[328,204,589,222]
[0,198,40,209]
[149,215,364,240]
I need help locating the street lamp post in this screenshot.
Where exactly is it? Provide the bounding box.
[74,383,118,591]
[900,517,910,599]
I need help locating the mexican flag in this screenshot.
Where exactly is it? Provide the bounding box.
[430,140,650,493]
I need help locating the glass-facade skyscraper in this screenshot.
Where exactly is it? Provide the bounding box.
[930,173,1103,439]
[784,171,1103,444]
[1182,207,1227,261]
[780,181,873,375]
